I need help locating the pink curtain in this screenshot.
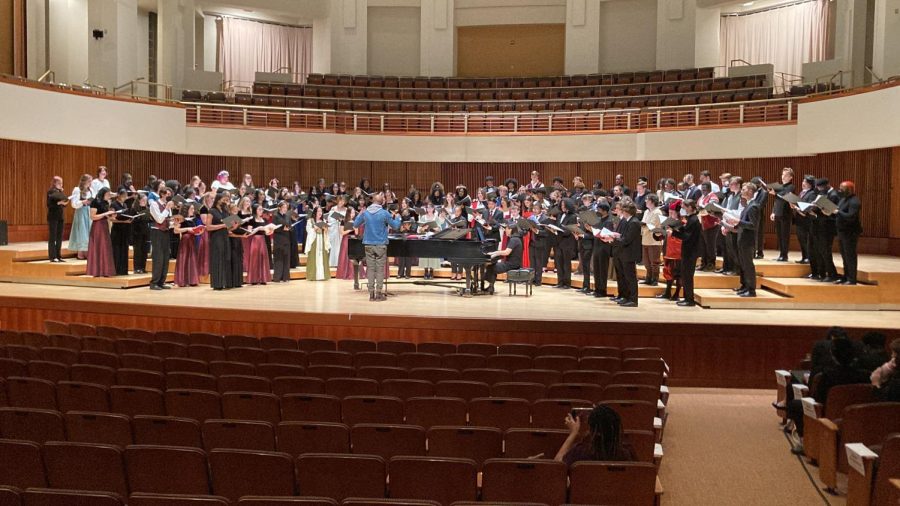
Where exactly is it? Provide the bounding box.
[720,0,830,82]
[217,16,312,86]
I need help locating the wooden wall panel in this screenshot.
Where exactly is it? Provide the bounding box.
[1,139,895,252]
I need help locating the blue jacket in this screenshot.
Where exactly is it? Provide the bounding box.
[353,204,400,245]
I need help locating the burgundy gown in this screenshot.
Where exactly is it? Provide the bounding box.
[247,230,272,285]
[175,229,201,287]
[86,202,115,277]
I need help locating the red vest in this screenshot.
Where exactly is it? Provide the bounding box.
[153,201,169,231]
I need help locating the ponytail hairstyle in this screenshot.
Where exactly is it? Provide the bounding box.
[587,405,626,460]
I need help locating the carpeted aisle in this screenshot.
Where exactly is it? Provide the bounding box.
[659,388,845,506]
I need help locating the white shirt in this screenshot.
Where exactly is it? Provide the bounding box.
[69,187,93,209]
[90,179,110,195]
[149,200,171,224]
[211,180,235,191]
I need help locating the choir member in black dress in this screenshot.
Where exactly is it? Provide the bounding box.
[110,189,133,276]
[810,178,840,282]
[148,188,174,290]
[131,194,150,274]
[484,224,525,294]
[46,176,68,262]
[86,188,117,278]
[609,202,642,307]
[227,203,246,289]
[589,201,613,297]
[671,200,702,306]
[554,199,578,289]
[768,168,795,261]
[271,200,293,283]
[751,176,768,259]
[725,183,761,297]
[835,181,862,285]
[528,203,551,286]
[207,192,233,290]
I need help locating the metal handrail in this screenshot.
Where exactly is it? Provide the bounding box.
[114,78,173,101]
[864,66,883,83]
[37,69,55,83]
[730,59,753,67]
[814,70,848,92]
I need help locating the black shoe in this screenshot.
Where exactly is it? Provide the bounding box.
[714,268,726,274]
[160,284,171,289]
[732,287,745,292]
[736,288,749,295]
[647,280,658,286]
[833,278,846,284]
[776,257,788,262]
[796,259,809,264]
[840,280,857,285]
[369,293,376,301]
[578,287,591,294]
[555,284,569,289]
[739,291,757,297]
[676,300,696,307]
[655,291,672,299]
[609,296,622,302]
[150,285,162,291]
[618,301,638,307]
[723,271,737,276]
[821,276,836,283]
[593,291,607,298]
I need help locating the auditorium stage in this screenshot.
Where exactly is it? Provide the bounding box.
[1,242,899,388]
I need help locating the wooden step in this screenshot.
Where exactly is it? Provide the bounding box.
[694,288,793,309]
[759,277,884,307]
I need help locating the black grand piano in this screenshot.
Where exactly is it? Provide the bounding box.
[348,233,498,296]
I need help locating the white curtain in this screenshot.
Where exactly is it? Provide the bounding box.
[720,0,830,81]
[217,16,313,86]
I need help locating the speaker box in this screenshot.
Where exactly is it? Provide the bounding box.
[0,221,7,245]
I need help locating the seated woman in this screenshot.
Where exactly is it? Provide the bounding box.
[554,405,636,465]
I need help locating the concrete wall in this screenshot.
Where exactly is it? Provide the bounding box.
[598,0,657,73]
[366,6,421,76]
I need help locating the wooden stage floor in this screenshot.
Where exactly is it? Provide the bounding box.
[2,242,899,388]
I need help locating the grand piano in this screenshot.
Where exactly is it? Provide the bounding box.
[348,234,498,296]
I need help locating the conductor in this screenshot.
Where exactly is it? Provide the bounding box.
[353,192,401,301]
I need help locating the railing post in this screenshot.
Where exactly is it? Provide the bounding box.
[322,112,327,130]
[787,100,793,121]
[353,114,358,131]
[464,114,469,133]
[656,110,661,129]
[739,104,744,124]
[548,114,553,132]
[430,115,435,133]
[286,111,291,129]
[195,105,201,124]
[599,113,604,131]
[380,115,385,132]
[242,108,248,126]
[694,107,700,126]
[626,113,632,130]
[513,115,518,132]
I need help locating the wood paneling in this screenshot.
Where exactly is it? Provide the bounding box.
[457,24,566,77]
[3,295,897,388]
[1,139,896,251]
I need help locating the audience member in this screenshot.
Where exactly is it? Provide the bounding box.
[554,405,636,465]
[855,332,889,374]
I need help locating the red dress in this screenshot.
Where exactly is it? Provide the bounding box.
[662,230,683,282]
[86,215,115,277]
[520,211,532,268]
[175,230,201,287]
[336,232,355,279]
[246,232,272,284]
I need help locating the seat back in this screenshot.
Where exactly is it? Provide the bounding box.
[23,488,124,506]
[276,421,350,456]
[511,369,560,386]
[873,433,900,505]
[65,411,133,447]
[202,419,276,452]
[281,394,342,423]
[165,389,222,422]
[569,461,657,506]
[405,397,467,428]
[125,445,211,495]
[839,403,900,470]
[0,407,65,443]
[503,428,569,459]
[209,449,296,502]
[133,415,203,447]
[110,386,165,417]
[388,456,478,506]
[481,458,568,506]
[326,377,380,398]
[599,400,657,431]
[546,383,603,403]
[42,441,128,497]
[56,381,110,413]
[341,396,404,425]
[468,398,531,431]
[490,382,546,403]
[530,399,592,429]
[296,453,386,500]
[350,423,426,459]
[221,391,281,424]
[823,384,876,420]
[434,380,490,401]
[533,355,579,373]
[0,438,47,489]
[426,426,503,467]
[381,379,434,400]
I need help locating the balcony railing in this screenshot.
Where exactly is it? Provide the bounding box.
[184,97,796,135]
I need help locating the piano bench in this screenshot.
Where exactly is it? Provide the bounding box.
[506,268,534,297]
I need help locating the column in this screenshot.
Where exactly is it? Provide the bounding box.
[564,0,600,75]
[420,0,454,76]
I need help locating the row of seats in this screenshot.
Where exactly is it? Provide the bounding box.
[0,407,661,463]
[36,323,665,359]
[1,438,658,505]
[293,76,765,100]
[0,381,661,429]
[227,90,771,113]
[2,347,662,376]
[306,68,717,88]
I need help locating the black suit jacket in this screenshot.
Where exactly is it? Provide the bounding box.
[614,216,642,263]
[772,182,796,217]
[736,202,760,247]
[556,213,578,256]
[673,214,702,259]
[836,195,862,235]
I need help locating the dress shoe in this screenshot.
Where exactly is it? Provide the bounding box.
[578,287,592,294]
[739,291,757,297]
[369,293,376,301]
[754,253,764,259]
[736,288,749,295]
[714,268,726,274]
[593,292,608,298]
[584,290,596,296]
[776,257,788,262]
[149,285,162,291]
[795,259,808,264]
[820,276,836,283]
[609,296,622,302]
[618,301,638,307]
[833,278,847,284]
[702,265,716,272]
[160,284,171,289]
[555,284,569,289]
[375,294,387,301]
[676,300,696,307]
[655,292,671,299]
[723,271,737,276]
[840,280,857,285]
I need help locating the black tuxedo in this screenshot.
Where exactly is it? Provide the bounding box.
[772,182,795,258]
[753,188,768,255]
[555,212,578,286]
[794,189,816,261]
[613,216,641,303]
[673,214,701,302]
[736,202,760,291]
[530,215,552,285]
[590,215,613,294]
[810,188,839,278]
[836,194,862,283]
[578,222,594,288]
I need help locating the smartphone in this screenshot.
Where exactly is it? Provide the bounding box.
[571,407,593,419]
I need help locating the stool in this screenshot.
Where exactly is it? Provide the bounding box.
[506,268,534,296]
